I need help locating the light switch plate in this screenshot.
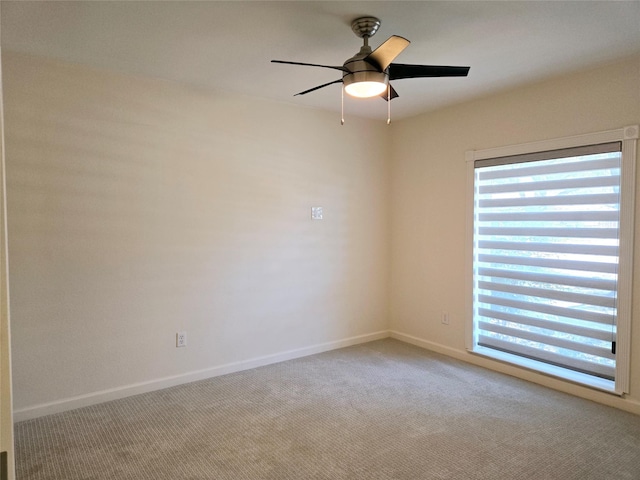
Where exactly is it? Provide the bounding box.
[311,207,323,220]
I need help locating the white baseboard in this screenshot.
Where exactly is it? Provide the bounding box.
[17,330,639,420]
[390,330,640,416]
[390,331,467,360]
[14,330,391,422]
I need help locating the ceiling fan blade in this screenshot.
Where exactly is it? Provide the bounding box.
[366,35,410,71]
[379,84,399,101]
[294,79,343,96]
[389,64,470,80]
[271,60,347,72]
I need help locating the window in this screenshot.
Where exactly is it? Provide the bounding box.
[466,127,638,393]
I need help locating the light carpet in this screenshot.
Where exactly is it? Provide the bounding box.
[15,339,640,479]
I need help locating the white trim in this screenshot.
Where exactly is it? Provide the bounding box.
[391,330,464,359]
[390,330,640,416]
[14,330,390,421]
[464,157,475,351]
[465,126,636,162]
[623,125,639,141]
[615,130,637,393]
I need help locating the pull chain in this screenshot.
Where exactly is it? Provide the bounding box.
[387,85,391,125]
[341,85,345,125]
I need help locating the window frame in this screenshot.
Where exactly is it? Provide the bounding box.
[465,126,638,395]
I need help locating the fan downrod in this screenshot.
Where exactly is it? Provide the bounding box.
[351,17,381,39]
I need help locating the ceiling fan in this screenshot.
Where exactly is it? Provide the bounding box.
[271,16,470,123]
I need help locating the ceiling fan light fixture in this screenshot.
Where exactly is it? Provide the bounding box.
[343,69,388,98]
[344,80,387,98]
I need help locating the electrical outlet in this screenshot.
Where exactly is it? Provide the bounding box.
[442,312,450,325]
[176,331,187,347]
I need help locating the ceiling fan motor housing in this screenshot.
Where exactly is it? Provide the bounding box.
[342,48,389,96]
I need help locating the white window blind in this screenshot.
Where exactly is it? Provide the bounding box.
[473,142,622,383]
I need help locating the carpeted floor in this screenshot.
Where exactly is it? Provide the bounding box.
[15,339,640,479]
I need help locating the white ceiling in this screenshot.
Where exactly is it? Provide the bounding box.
[2,1,640,120]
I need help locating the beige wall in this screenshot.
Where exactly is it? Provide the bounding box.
[389,55,640,413]
[3,52,390,416]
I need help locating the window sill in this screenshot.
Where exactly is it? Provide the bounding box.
[470,345,619,395]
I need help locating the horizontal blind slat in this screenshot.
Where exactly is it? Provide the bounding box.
[477,254,619,274]
[477,240,618,257]
[477,267,617,291]
[478,321,615,359]
[477,227,619,239]
[478,211,620,223]
[478,308,613,341]
[479,193,620,208]
[477,294,614,325]
[478,281,616,308]
[479,174,620,194]
[478,156,620,180]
